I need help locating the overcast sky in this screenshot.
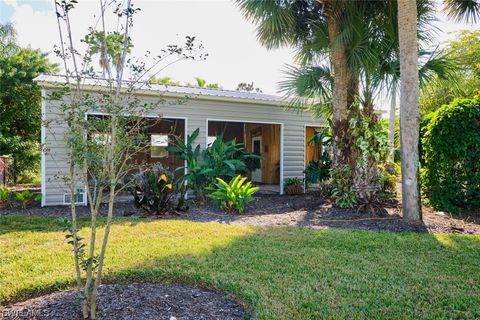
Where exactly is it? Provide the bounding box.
[0,0,477,96]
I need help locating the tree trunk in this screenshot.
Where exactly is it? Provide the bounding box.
[389,90,396,161]
[397,0,422,221]
[326,13,349,167]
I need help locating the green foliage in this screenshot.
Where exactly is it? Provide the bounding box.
[0,187,11,207]
[420,31,480,116]
[15,190,33,209]
[130,164,175,215]
[349,111,391,204]
[203,133,260,182]
[167,129,260,202]
[330,165,357,208]
[208,175,259,214]
[167,129,212,202]
[304,129,332,186]
[82,30,133,71]
[422,98,480,213]
[378,162,398,194]
[284,177,304,195]
[0,24,56,182]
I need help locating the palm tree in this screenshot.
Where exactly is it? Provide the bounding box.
[397,0,422,221]
[397,0,479,221]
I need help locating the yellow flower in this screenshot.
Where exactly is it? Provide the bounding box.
[160,174,168,182]
[166,183,173,189]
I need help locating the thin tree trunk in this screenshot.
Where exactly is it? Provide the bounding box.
[389,90,396,161]
[397,0,422,221]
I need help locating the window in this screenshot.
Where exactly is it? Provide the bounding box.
[151,134,169,158]
[91,133,111,146]
[63,189,85,205]
[207,136,216,146]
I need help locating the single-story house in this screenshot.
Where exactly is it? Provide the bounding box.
[36,74,326,206]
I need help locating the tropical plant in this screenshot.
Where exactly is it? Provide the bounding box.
[167,129,261,202]
[130,164,175,215]
[422,98,480,213]
[330,165,357,209]
[15,190,33,209]
[304,128,332,186]
[350,111,390,195]
[167,129,212,202]
[0,187,11,207]
[284,177,304,195]
[203,133,260,183]
[208,175,259,214]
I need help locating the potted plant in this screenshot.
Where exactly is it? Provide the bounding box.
[284,177,304,195]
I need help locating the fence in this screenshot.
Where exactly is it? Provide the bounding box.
[0,156,13,187]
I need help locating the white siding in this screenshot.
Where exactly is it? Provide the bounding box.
[41,89,325,205]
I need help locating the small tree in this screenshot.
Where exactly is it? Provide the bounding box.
[52,1,205,318]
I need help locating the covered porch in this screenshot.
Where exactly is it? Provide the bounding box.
[207,120,282,194]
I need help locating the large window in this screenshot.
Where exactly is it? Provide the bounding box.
[151,134,169,158]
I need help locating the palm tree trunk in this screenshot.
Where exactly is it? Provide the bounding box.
[326,13,349,167]
[397,0,422,221]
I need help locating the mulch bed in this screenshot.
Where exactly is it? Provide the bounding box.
[0,283,246,320]
[1,194,479,235]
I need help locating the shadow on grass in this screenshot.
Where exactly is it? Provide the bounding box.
[3,221,479,319]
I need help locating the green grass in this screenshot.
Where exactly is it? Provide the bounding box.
[1,215,479,319]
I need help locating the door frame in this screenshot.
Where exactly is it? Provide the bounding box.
[251,135,262,183]
[206,118,284,194]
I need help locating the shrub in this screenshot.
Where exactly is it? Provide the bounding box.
[378,162,398,194]
[304,160,331,186]
[203,133,260,183]
[330,165,357,208]
[167,129,260,202]
[208,175,259,214]
[284,177,304,195]
[15,190,33,209]
[422,98,480,213]
[130,164,176,214]
[0,187,11,207]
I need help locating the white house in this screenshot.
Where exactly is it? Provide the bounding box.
[36,75,326,206]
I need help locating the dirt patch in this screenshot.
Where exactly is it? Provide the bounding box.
[2,194,479,235]
[0,283,246,320]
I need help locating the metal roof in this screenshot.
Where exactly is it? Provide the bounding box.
[35,74,284,104]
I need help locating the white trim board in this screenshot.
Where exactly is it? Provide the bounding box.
[40,90,47,207]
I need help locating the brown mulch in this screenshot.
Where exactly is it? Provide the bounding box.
[0,283,246,320]
[1,194,479,235]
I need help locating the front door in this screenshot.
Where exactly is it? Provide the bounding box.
[251,136,262,182]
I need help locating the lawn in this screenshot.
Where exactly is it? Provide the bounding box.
[1,215,479,319]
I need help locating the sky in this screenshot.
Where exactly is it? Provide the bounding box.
[0,0,477,96]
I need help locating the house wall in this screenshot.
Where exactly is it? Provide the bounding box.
[41,88,325,206]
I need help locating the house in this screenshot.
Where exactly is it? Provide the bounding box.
[36,75,326,206]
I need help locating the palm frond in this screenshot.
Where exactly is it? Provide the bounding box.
[444,0,480,23]
[278,64,332,119]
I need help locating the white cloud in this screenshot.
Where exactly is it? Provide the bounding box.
[6,0,295,94]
